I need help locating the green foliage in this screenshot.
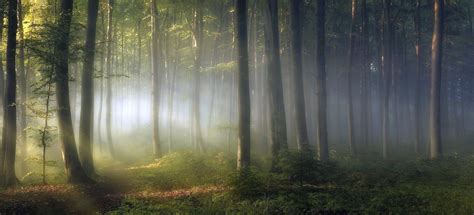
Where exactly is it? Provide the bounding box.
[228,169,267,199]
[277,150,337,185]
[125,151,233,191]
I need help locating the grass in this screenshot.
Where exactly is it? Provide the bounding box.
[1,150,474,214]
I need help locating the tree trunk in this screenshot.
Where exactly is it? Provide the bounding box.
[18,0,28,172]
[414,0,422,157]
[382,0,392,160]
[429,0,445,159]
[316,0,328,161]
[263,0,288,169]
[151,0,161,158]
[360,0,369,151]
[236,0,251,171]
[97,9,105,152]
[105,0,115,158]
[55,0,92,184]
[192,2,206,153]
[347,0,357,157]
[79,0,99,176]
[0,0,5,116]
[290,0,310,151]
[1,0,19,187]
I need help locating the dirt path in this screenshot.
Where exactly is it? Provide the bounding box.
[0,183,227,214]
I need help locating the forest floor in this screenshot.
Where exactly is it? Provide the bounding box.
[1,151,474,214]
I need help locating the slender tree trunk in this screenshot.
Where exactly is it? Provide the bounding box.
[105,0,115,158]
[236,0,251,171]
[1,0,19,187]
[0,0,5,116]
[360,0,369,151]
[136,20,142,127]
[18,0,28,172]
[55,0,92,184]
[347,0,357,157]
[97,10,105,152]
[151,0,162,158]
[429,0,445,159]
[414,0,422,156]
[382,0,392,160]
[263,0,288,168]
[79,0,99,176]
[192,2,206,153]
[0,1,5,172]
[316,0,328,161]
[290,0,310,151]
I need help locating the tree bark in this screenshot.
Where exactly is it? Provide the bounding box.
[382,0,392,160]
[236,0,251,171]
[55,0,92,184]
[414,0,422,156]
[0,0,5,115]
[290,0,310,151]
[151,0,162,158]
[263,0,288,169]
[79,0,99,176]
[360,0,370,151]
[18,0,28,172]
[429,0,445,159]
[1,0,19,187]
[105,0,115,158]
[347,0,357,157]
[192,2,206,153]
[316,0,328,161]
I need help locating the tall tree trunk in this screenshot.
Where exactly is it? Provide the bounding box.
[347,0,357,157]
[236,0,251,171]
[382,0,392,159]
[55,0,92,184]
[1,0,19,187]
[97,9,105,152]
[151,0,161,158]
[316,0,328,161]
[192,2,206,153]
[18,0,27,172]
[290,0,310,150]
[360,0,369,151]
[105,0,115,158]
[429,0,445,159]
[414,0,422,156]
[79,0,99,176]
[0,0,5,116]
[136,20,142,127]
[263,0,288,169]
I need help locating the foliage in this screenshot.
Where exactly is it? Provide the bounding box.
[124,151,233,191]
[277,150,338,185]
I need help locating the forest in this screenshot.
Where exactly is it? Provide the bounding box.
[0,0,473,213]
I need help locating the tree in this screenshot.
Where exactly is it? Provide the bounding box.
[263,0,287,169]
[347,0,357,157]
[18,0,28,168]
[1,0,19,187]
[290,0,310,150]
[382,0,392,160]
[55,0,92,184]
[429,0,445,159]
[151,0,161,158]
[315,0,328,161]
[105,0,115,158]
[414,0,422,156]
[0,0,5,114]
[191,0,206,153]
[79,0,100,176]
[360,0,370,150]
[236,0,251,170]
